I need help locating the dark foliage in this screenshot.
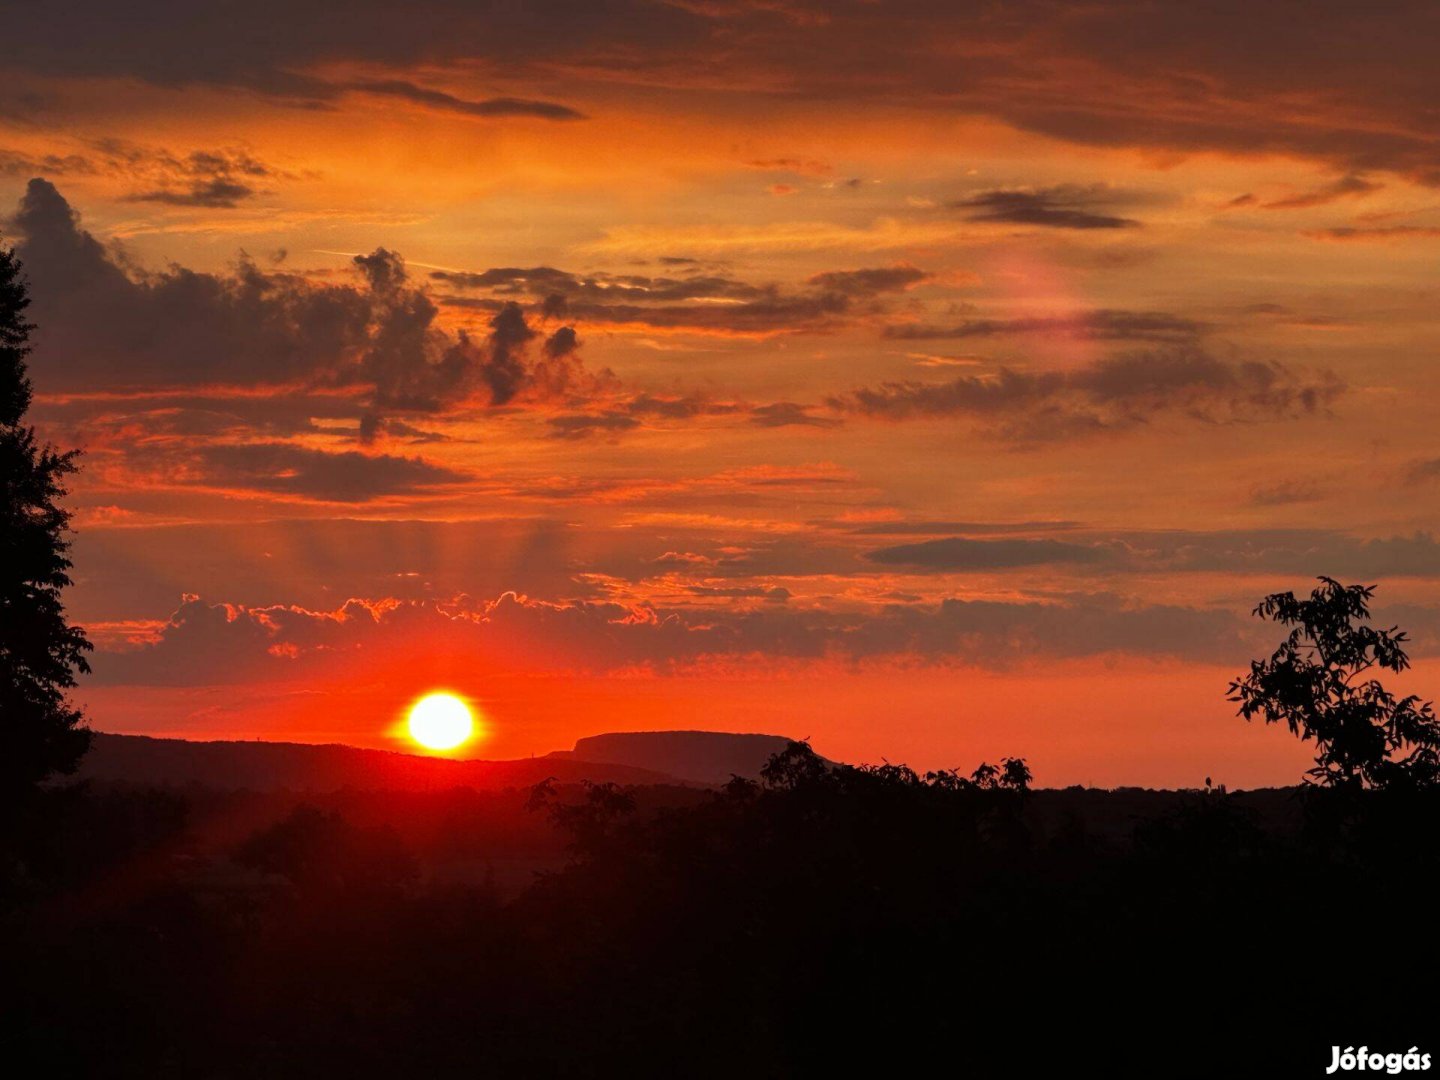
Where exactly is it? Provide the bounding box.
[1229,576,1440,789]
[4,744,1437,1075]
[234,804,419,892]
[0,242,91,801]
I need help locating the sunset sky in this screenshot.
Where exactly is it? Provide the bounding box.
[5,0,1439,786]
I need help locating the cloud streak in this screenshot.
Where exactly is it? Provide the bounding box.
[829,347,1344,439]
[91,589,1255,686]
[868,537,1111,570]
[951,186,1140,230]
[882,310,1204,343]
[348,79,584,120]
[194,443,467,501]
[434,261,931,336]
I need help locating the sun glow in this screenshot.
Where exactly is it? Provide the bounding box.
[406,692,476,751]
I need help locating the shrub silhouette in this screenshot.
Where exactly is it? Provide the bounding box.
[1229,576,1439,789]
[0,241,91,802]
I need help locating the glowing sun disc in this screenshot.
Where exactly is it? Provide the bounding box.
[407,692,475,751]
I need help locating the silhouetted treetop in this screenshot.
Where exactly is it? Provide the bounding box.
[1,243,35,426]
[1229,576,1439,790]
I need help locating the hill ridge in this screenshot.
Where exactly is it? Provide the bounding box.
[75,731,690,792]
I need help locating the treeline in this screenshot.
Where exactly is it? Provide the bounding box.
[5,744,1439,1076]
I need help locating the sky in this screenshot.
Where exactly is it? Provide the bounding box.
[4,0,1439,786]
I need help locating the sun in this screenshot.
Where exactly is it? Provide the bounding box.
[406,692,476,751]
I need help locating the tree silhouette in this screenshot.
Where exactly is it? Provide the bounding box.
[0,242,91,799]
[526,778,637,852]
[758,738,833,789]
[1228,576,1439,790]
[999,757,1033,793]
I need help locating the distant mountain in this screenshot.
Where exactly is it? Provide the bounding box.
[552,730,814,785]
[74,733,690,793]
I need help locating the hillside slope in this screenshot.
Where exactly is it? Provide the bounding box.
[75,733,690,792]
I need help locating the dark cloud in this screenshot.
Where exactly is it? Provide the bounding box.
[1261,174,1382,210]
[951,186,1140,229]
[433,262,939,336]
[595,525,1440,588]
[883,309,1204,342]
[433,265,769,304]
[0,2,718,103]
[7,3,1440,183]
[1304,226,1440,242]
[551,294,852,334]
[1121,530,1440,580]
[683,584,791,601]
[480,302,537,406]
[625,393,743,420]
[806,265,930,295]
[439,288,854,336]
[11,179,367,387]
[383,419,449,442]
[547,412,642,439]
[32,391,366,447]
[196,443,466,501]
[870,528,1440,583]
[425,390,847,442]
[348,79,583,120]
[353,247,407,293]
[543,325,579,360]
[126,177,258,208]
[829,346,1344,439]
[357,415,449,444]
[849,520,1083,536]
[97,404,324,441]
[119,146,277,207]
[432,266,585,294]
[0,148,98,176]
[749,402,842,428]
[3,142,280,207]
[522,392,839,439]
[861,528,1440,580]
[10,182,602,424]
[1248,480,1325,507]
[868,537,1111,570]
[973,6,1440,186]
